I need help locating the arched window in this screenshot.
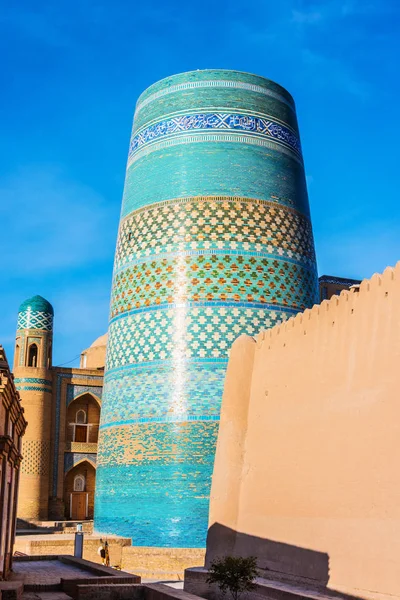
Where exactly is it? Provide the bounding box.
[74,474,85,492]
[28,344,38,367]
[14,344,20,368]
[76,409,86,424]
[47,343,52,368]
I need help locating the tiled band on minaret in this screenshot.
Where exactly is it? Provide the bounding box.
[14,295,54,520]
[95,70,319,547]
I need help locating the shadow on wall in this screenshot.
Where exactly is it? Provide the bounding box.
[205,523,330,587]
[16,518,54,533]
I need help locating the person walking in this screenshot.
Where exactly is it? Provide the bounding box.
[104,540,110,568]
[97,538,106,565]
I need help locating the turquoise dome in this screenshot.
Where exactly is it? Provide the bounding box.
[18,295,54,316]
[17,295,54,331]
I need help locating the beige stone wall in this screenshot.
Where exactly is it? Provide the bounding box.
[208,263,400,598]
[16,366,52,521]
[80,339,107,370]
[121,547,205,581]
[13,535,130,567]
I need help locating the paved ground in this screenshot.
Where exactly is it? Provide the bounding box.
[11,560,95,585]
[15,533,123,541]
[143,581,183,588]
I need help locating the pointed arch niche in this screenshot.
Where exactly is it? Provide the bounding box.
[28,343,38,367]
[64,460,96,519]
[66,393,100,444]
[14,340,21,369]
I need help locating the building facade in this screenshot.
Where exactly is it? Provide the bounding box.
[319,275,361,301]
[0,347,27,579]
[95,70,319,548]
[13,296,106,522]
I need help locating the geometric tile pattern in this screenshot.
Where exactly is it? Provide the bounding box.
[15,377,52,393]
[110,254,316,319]
[95,70,319,548]
[114,197,315,270]
[17,310,53,331]
[106,305,292,369]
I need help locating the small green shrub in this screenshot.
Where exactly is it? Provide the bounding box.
[206,555,258,600]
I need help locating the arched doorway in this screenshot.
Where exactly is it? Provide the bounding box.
[64,460,96,520]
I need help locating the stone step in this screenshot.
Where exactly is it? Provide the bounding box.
[0,580,24,600]
[23,583,62,593]
[22,593,73,600]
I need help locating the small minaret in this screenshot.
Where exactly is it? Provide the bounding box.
[14,295,54,521]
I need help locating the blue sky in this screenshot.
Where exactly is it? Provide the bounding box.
[1,0,399,366]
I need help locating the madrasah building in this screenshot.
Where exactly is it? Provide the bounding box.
[13,295,106,522]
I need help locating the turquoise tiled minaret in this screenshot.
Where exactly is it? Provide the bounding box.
[95,70,318,547]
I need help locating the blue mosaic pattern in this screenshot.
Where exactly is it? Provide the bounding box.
[106,305,294,369]
[96,421,217,547]
[15,377,52,393]
[134,70,297,131]
[121,144,310,219]
[95,70,318,548]
[66,384,103,406]
[135,78,295,114]
[101,362,226,426]
[129,112,301,164]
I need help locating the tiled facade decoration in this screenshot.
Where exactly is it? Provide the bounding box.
[128,112,302,165]
[52,373,103,496]
[15,377,52,393]
[66,384,103,406]
[95,70,319,547]
[20,440,51,476]
[64,452,97,473]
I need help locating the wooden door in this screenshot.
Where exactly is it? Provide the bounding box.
[75,425,87,442]
[71,493,87,520]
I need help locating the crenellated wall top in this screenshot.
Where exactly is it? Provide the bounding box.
[251,261,400,349]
